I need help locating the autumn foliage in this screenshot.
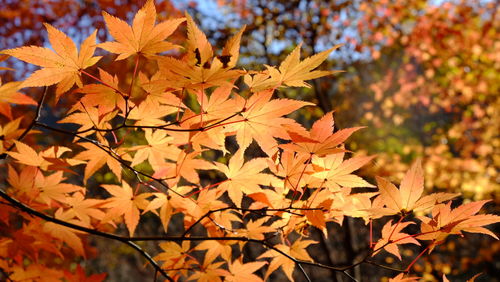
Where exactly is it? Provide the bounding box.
[0,1,498,281]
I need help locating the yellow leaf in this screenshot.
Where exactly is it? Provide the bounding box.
[1,25,101,101]
[99,0,185,60]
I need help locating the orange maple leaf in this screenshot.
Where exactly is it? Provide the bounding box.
[58,106,116,144]
[74,142,124,184]
[373,159,458,216]
[155,14,245,89]
[1,25,101,99]
[63,192,105,225]
[443,273,482,282]
[389,273,420,282]
[214,150,274,206]
[78,68,127,117]
[0,81,36,119]
[99,0,185,60]
[43,208,87,257]
[101,182,151,236]
[258,239,316,281]
[187,261,226,282]
[417,200,500,252]
[0,118,25,154]
[154,241,193,270]
[372,220,420,260]
[169,150,216,185]
[227,90,313,155]
[129,129,180,168]
[7,140,45,167]
[224,259,267,282]
[281,111,363,157]
[244,44,342,91]
[34,171,83,206]
[196,239,233,263]
[142,192,174,233]
[236,217,275,241]
[10,264,64,282]
[310,153,375,191]
[278,43,343,87]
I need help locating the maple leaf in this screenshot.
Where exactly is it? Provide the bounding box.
[389,273,420,282]
[227,90,313,155]
[63,192,105,225]
[304,208,327,233]
[188,261,226,282]
[179,85,239,152]
[278,43,343,87]
[78,68,127,117]
[224,258,266,282]
[196,239,233,263]
[195,85,238,122]
[129,129,180,168]
[214,150,274,206]
[10,264,64,282]
[0,81,36,119]
[373,159,458,216]
[7,140,45,167]
[259,239,316,281]
[43,208,87,257]
[155,15,245,89]
[310,153,375,191]
[167,187,227,226]
[33,171,84,206]
[1,25,101,99]
[142,192,175,232]
[417,200,500,252]
[267,150,314,194]
[281,111,363,157]
[236,217,275,241]
[58,106,116,144]
[74,142,124,184]
[342,192,379,223]
[185,12,213,67]
[99,0,185,60]
[7,142,82,173]
[0,118,25,154]
[172,150,216,185]
[245,44,342,91]
[6,165,39,200]
[126,72,185,124]
[3,219,63,261]
[101,182,151,236]
[154,241,192,270]
[372,220,420,260]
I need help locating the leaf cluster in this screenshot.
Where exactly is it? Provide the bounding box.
[0,1,498,281]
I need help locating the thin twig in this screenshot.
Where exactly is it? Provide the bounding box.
[2,86,47,157]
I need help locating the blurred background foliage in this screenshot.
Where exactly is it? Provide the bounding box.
[0,0,498,280]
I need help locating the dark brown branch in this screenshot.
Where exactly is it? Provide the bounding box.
[0,188,173,282]
[182,206,323,237]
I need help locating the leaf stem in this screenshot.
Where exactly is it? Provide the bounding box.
[405,244,430,272]
[80,69,127,98]
[129,55,140,98]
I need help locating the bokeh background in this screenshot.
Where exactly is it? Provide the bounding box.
[1,0,498,281]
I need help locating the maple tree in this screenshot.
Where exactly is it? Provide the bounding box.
[0,1,499,281]
[203,1,499,278]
